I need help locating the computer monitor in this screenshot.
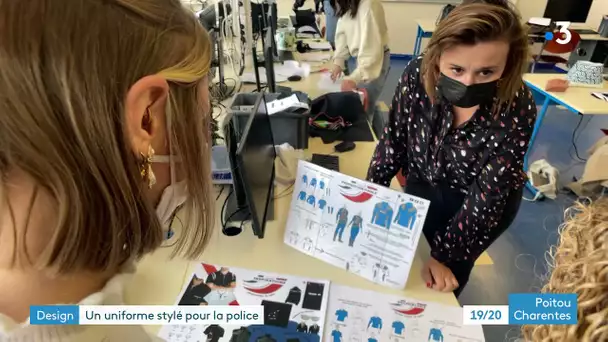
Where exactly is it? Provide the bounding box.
[235,94,276,238]
[251,2,278,37]
[266,7,278,58]
[264,28,276,93]
[543,0,592,23]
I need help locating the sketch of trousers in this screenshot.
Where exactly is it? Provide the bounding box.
[348,226,360,247]
[333,222,346,241]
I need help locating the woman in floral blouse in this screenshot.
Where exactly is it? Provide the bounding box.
[367,1,536,297]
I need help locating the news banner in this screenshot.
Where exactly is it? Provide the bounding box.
[30,294,576,326]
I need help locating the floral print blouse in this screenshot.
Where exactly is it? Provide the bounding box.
[367,57,537,263]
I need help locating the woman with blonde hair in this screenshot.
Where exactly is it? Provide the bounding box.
[367,0,536,297]
[521,198,608,342]
[0,0,213,340]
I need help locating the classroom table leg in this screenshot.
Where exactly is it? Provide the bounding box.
[523,94,552,198]
[413,26,422,56]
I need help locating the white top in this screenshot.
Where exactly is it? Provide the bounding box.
[333,0,389,84]
[0,265,160,342]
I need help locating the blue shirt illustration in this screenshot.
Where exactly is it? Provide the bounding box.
[298,191,306,201]
[371,202,394,229]
[310,178,317,188]
[392,321,405,335]
[331,329,342,342]
[394,202,417,230]
[335,309,348,322]
[318,199,327,210]
[428,328,443,341]
[367,316,382,329]
[367,339,378,342]
[302,175,308,184]
[307,194,316,207]
[319,180,326,189]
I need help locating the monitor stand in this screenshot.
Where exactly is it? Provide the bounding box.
[223,185,276,234]
[277,50,294,62]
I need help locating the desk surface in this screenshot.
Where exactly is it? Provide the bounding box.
[523,73,608,115]
[126,138,459,335]
[416,19,437,33]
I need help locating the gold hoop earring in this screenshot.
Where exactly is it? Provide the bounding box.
[140,145,156,188]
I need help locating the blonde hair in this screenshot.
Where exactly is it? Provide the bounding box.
[421,3,529,110]
[521,198,608,341]
[0,0,213,273]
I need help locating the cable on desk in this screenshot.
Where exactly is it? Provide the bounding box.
[220,186,234,227]
[216,185,226,201]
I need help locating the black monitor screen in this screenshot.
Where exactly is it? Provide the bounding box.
[543,0,592,23]
[264,28,276,93]
[236,94,276,238]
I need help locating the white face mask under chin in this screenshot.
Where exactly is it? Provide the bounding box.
[156,179,188,232]
[151,154,187,238]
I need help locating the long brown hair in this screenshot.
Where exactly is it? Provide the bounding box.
[0,0,213,273]
[421,3,529,109]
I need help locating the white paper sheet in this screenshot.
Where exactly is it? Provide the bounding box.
[299,53,331,62]
[324,284,486,342]
[308,41,332,50]
[297,32,319,39]
[297,25,318,34]
[528,17,551,26]
[158,263,331,342]
[317,72,342,93]
[275,60,311,79]
[266,94,310,115]
[284,161,430,289]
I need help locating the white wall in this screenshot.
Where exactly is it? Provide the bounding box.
[587,0,608,31]
[383,2,444,54]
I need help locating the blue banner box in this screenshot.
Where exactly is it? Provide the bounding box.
[30,305,80,325]
[508,293,577,325]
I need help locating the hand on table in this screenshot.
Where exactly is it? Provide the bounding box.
[330,65,342,81]
[421,256,459,292]
[340,79,357,92]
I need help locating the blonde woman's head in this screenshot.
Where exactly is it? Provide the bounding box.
[521,198,608,341]
[0,0,213,273]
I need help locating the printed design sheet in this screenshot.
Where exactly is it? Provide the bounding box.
[158,263,330,342]
[325,285,485,342]
[284,161,430,289]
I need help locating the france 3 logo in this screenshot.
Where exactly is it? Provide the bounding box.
[545,22,572,45]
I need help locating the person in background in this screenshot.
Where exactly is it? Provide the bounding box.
[293,0,338,49]
[323,0,338,49]
[521,199,607,342]
[367,1,535,297]
[329,0,390,122]
[0,0,214,340]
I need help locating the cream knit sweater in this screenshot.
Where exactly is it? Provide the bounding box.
[0,267,161,342]
[333,0,389,84]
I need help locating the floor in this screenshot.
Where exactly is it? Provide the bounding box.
[375,59,608,342]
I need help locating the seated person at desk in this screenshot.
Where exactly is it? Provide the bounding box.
[521,199,607,342]
[367,2,536,297]
[329,0,390,122]
[0,0,214,340]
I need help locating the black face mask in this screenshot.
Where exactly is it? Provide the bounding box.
[437,73,498,108]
